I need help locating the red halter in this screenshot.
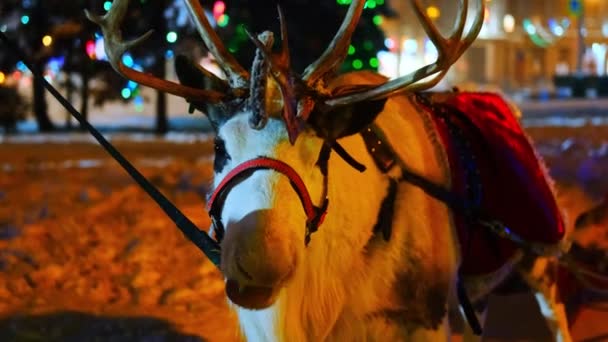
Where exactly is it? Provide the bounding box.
[206,156,329,245]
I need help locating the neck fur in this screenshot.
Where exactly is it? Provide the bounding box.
[234,91,454,342]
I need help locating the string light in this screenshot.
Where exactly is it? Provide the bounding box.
[373,15,383,26]
[122,54,134,67]
[85,40,96,59]
[213,1,226,19]
[369,57,379,68]
[217,14,230,27]
[166,31,178,43]
[426,6,440,20]
[503,14,515,33]
[121,88,132,99]
[384,38,396,50]
[42,35,53,47]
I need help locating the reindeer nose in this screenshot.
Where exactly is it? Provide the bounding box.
[221,209,298,287]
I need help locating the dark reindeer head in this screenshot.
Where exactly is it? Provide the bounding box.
[87,0,484,310]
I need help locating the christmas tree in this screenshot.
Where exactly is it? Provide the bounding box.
[198,0,396,74]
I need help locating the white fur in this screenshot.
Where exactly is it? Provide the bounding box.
[211,72,573,341]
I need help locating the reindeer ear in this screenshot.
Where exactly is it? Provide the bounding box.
[174,55,230,130]
[308,98,387,140]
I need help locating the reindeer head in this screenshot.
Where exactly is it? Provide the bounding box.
[87,0,484,310]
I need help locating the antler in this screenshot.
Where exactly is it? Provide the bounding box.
[302,0,366,90]
[85,0,237,103]
[325,0,485,107]
[181,0,249,89]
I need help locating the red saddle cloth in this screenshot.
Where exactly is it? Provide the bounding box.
[419,92,565,276]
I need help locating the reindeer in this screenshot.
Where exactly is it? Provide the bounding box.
[86,0,575,340]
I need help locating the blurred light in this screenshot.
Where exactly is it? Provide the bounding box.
[424,38,438,62]
[121,88,132,99]
[365,0,377,9]
[12,71,22,81]
[548,18,564,36]
[103,1,112,11]
[44,74,53,83]
[403,39,418,54]
[348,45,356,55]
[377,51,397,78]
[122,53,134,67]
[85,40,96,58]
[0,72,5,84]
[384,37,395,50]
[426,6,440,20]
[603,22,608,37]
[0,25,7,32]
[134,95,144,106]
[16,61,27,72]
[42,35,53,47]
[217,14,230,27]
[503,14,515,33]
[523,19,536,35]
[352,59,363,69]
[166,31,178,43]
[213,1,226,17]
[568,0,582,17]
[369,57,379,68]
[373,15,383,26]
[21,15,30,25]
[336,0,352,5]
[47,57,65,72]
[127,80,138,89]
[94,37,107,61]
[134,96,144,112]
[165,49,174,59]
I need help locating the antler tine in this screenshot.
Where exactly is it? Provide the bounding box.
[182,0,249,89]
[325,0,485,107]
[449,0,469,44]
[85,0,227,103]
[302,0,365,87]
[277,5,291,68]
[456,0,485,57]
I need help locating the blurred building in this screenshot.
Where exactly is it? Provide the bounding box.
[378,0,608,91]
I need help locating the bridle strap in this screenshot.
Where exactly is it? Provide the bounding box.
[207,156,329,245]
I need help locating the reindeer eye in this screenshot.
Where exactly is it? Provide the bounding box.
[213,137,230,173]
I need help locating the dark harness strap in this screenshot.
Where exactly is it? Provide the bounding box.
[360,118,485,336]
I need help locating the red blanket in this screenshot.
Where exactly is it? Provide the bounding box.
[419,92,565,275]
